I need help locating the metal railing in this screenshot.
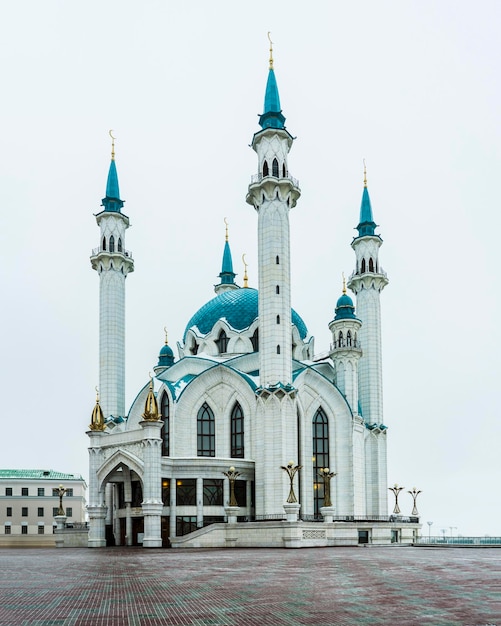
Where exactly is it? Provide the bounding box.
[91,247,133,258]
[417,536,501,545]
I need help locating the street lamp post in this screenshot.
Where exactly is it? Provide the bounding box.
[427,521,433,540]
[408,487,422,516]
[222,467,241,507]
[318,468,337,508]
[281,461,302,504]
[388,484,404,515]
[56,484,67,516]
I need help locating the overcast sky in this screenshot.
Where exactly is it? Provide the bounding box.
[0,1,499,537]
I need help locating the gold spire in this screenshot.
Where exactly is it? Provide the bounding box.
[267,32,274,69]
[164,327,169,345]
[89,387,105,432]
[342,272,346,294]
[242,254,249,288]
[363,159,367,188]
[224,217,229,242]
[109,130,116,161]
[142,375,160,421]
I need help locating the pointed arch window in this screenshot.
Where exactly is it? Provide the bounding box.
[276,255,280,264]
[263,160,269,177]
[276,285,280,294]
[282,163,286,178]
[215,329,228,354]
[230,402,244,458]
[109,235,115,253]
[338,331,343,347]
[313,407,330,516]
[272,158,279,177]
[102,236,106,251]
[276,315,280,324]
[160,392,169,456]
[251,328,259,352]
[197,402,215,457]
[347,330,352,346]
[361,258,366,273]
[118,237,123,253]
[277,345,281,354]
[369,258,374,272]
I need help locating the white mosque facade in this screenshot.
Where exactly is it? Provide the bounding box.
[86,52,420,548]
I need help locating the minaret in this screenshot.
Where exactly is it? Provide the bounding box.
[347,165,388,425]
[90,133,134,420]
[246,39,300,386]
[328,277,362,414]
[246,40,301,518]
[214,219,238,294]
[347,165,389,516]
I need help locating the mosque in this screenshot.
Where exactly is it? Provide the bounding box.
[86,46,420,548]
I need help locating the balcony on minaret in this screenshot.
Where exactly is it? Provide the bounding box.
[330,336,362,354]
[250,171,300,188]
[91,245,133,259]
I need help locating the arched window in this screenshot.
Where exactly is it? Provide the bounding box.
[347,330,352,346]
[277,345,281,354]
[338,331,343,347]
[251,328,259,352]
[197,402,215,457]
[276,285,280,294]
[102,236,106,251]
[313,407,330,516]
[361,258,366,273]
[263,160,269,177]
[272,158,279,177]
[191,341,199,355]
[118,237,123,253]
[276,315,280,324]
[282,163,286,177]
[276,255,280,264]
[230,403,244,458]
[160,392,169,456]
[369,258,374,272]
[215,329,228,353]
[109,235,115,253]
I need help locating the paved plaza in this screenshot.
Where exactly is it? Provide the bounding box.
[0,546,499,625]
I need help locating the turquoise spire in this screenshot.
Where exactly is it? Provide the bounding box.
[356,162,376,237]
[258,36,286,130]
[218,220,236,286]
[102,132,124,213]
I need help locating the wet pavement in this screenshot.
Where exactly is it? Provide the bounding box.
[0,546,499,625]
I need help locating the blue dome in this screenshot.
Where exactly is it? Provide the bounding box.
[157,342,174,368]
[334,293,357,320]
[183,288,308,341]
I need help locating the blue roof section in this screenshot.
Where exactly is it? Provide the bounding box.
[0,469,84,481]
[183,287,308,341]
[334,293,357,320]
[356,186,376,237]
[158,343,175,368]
[219,240,236,285]
[102,160,124,212]
[259,69,286,129]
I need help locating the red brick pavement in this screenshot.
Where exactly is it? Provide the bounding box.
[0,546,499,625]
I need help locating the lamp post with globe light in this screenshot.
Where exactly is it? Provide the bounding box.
[427,521,433,540]
[388,484,404,515]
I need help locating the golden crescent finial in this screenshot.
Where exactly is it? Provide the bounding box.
[267,32,274,69]
[109,130,116,161]
[163,327,168,344]
[224,217,229,242]
[342,272,346,294]
[363,159,367,188]
[242,254,249,288]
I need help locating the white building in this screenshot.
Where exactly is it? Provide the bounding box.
[87,49,419,548]
[0,469,86,546]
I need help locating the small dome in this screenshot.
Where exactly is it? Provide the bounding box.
[184,287,308,341]
[157,342,174,368]
[334,293,357,320]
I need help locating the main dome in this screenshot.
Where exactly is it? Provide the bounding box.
[183,288,308,341]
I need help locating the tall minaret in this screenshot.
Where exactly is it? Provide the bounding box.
[246,39,300,386]
[347,165,388,426]
[246,41,301,517]
[347,165,388,516]
[90,133,134,420]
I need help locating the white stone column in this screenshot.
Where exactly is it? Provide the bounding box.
[170,479,177,539]
[125,502,132,546]
[140,419,163,547]
[196,477,203,529]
